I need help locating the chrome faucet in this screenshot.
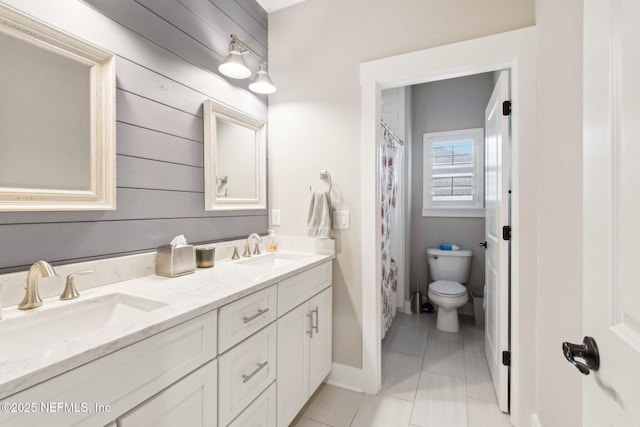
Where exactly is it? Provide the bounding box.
[18,260,57,310]
[243,233,263,257]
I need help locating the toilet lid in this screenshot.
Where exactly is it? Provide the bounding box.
[429,280,467,297]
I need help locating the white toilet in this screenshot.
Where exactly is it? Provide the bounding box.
[426,248,473,333]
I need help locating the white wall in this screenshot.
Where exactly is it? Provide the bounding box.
[535,0,583,425]
[268,0,534,368]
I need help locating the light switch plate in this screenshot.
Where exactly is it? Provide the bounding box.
[333,211,350,229]
[271,209,281,226]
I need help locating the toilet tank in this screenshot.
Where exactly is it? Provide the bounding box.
[426,248,473,283]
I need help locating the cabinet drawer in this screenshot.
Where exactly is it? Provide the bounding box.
[219,285,277,353]
[228,382,276,427]
[278,262,332,316]
[118,360,217,427]
[218,323,277,426]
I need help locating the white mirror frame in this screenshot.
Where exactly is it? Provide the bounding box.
[203,99,267,211]
[0,4,116,211]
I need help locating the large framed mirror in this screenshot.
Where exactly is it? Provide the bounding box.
[203,99,266,211]
[0,4,116,211]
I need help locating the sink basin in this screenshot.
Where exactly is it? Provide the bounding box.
[0,293,167,362]
[235,253,309,268]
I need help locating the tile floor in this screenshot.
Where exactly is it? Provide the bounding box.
[292,312,512,427]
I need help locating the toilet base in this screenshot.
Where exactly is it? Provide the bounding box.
[435,306,460,333]
[428,285,468,333]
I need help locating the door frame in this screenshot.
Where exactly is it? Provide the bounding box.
[359,27,537,426]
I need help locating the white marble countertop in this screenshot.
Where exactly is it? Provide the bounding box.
[0,251,333,400]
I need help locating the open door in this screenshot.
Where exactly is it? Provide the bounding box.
[483,70,510,413]
[578,1,640,424]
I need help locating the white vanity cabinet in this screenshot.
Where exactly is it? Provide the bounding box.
[277,263,333,427]
[0,310,217,427]
[0,256,334,427]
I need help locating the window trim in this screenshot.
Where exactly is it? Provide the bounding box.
[422,128,485,217]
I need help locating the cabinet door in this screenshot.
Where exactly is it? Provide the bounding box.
[118,360,217,427]
[277,302,310,427]
[309,287,332,394]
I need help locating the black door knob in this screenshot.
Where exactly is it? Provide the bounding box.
[479,241,488,248]
[562,336,600,375]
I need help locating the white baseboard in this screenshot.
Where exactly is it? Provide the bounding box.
[531,414,542,427]
[325,363,366,393]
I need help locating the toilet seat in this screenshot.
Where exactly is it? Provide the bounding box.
[429,280,467,297]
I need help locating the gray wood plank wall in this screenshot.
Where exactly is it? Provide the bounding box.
[0,0,268,273]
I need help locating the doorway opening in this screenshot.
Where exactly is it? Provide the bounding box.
[359,27,537,426]
[379,70,511,418]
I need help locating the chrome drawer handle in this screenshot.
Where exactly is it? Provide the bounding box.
[306,313,313,338]
[312,307,319,334]
[243,307,269,324]
[242,361,268,383]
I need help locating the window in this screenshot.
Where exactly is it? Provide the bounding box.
[422,128,484,217]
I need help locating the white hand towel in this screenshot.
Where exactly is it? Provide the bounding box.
[307,191,332,238]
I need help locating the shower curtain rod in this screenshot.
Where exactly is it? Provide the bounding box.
[380,119,404,146]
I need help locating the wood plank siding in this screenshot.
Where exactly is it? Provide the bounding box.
[0,0,268,272]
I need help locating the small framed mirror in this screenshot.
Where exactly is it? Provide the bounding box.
[0,4,116,211]
[203,99,266,211]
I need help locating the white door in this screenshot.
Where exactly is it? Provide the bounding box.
[582,0,640,425]
[484,70,510,413]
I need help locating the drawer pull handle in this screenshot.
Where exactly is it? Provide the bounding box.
[312,306,319,334]
[306,313,313,338]
[242,361,268,383]
[243,308,269,324]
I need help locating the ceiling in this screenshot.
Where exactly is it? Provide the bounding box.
[255,0,307,13]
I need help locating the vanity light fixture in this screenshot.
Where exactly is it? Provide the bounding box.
[249,62,276,94]
[218,40,251,79]
[218,35,276,94]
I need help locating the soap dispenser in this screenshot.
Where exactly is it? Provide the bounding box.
[266,230,279,252]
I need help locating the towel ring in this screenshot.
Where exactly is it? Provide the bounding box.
[310,170,333,193]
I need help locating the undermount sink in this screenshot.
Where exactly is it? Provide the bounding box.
[0,293,167,362]
[235,252,309,268]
